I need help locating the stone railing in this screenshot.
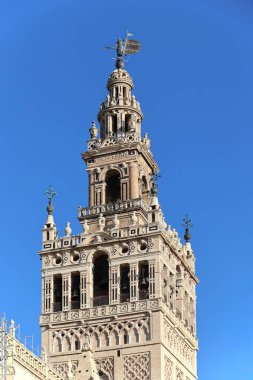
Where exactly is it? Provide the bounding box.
[40,297,197,346]
[40,298,160,326]
[87,132,141,151]
[6,334,66,380]
[78,198,148,218]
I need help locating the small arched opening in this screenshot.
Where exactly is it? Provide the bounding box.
[105,170,121,203]
[93,252,109,306]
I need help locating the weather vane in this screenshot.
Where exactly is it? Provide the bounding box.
[182,215,193,243]
[182,215,193,229]
[45,185,57,205]
[104,32,141,69]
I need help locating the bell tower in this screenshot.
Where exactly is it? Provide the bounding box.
[39,36,199,380]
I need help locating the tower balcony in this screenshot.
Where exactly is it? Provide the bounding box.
[87,131,141,151]
[78,197,149,219]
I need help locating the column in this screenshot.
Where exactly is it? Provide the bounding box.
[176,286,184,319]
[117,113,121,135]
[89,173,94,207]
[101,182,106,205]
[130,263,139,302]
[121,181,128,201]
[87,263,93,307]
[110,265,120,304]
[122,112,126,134]
[129,162,139,200]
[80,271,88,309]
[107,114,112,136]
[44,276,52,313]
[62,273,71,311]
[149,261,156,299]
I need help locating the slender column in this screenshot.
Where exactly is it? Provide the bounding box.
[122,112,125,134]
[176,286,184,319]
[110,265,120,304]
[89,173,94,207]
[62,273,71,311]
[42,277,45,313]
[129,162,139,199]
[80,271,88,309]
[130,263,139,301]
[117,113,121,135]
[101,182,106,205]
[87,263,93,307]
[149,261,156,299]
[107,114,112,136]
[44,277,52,313]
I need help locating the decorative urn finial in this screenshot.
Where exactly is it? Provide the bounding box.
[65,222,72,237]
[89,121,98,140]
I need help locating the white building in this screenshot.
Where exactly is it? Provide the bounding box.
[0,319,66,380]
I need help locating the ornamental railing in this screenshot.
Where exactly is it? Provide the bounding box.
[6,333,66,380]
[78,198,148,218]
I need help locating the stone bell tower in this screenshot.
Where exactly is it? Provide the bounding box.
[39,36,199,380]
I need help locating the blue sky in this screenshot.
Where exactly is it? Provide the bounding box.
[0,0,253,378]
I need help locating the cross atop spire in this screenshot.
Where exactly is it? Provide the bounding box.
[182,215,193,242]
[45,185,57,205]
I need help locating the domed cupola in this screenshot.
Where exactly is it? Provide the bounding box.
[97,67,143,141]
[95,37,143,143]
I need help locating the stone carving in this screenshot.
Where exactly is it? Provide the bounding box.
[52,317,149,352]
[110,245,117,256]
[80,250,86,262]
[147,238,154,251]
[112,214,120,229]
[82,220,89,234]
[164,319,194,368]
[123,352,150,380]
[63,252,69,264]
[95,357,114,380]
[52,314,61,322]
[41,315,50,323]
[52,361,79,378]
[129,241,136,252]
[176,368,183,380]
[44,256,51,266]
[93,151,128,163]
[149,300,159,308]
[97,214,105,232]
[164,356,173,380]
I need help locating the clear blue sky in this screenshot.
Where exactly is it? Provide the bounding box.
[0,1,252,379]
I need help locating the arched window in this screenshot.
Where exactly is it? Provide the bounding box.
[93,252,109,306]
[105,170,121,203]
